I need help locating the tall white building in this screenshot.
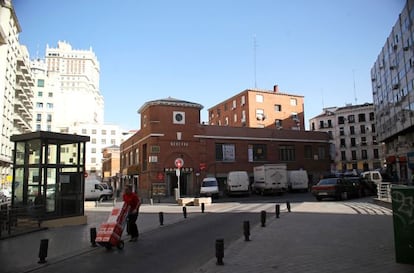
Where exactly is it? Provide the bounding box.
[309,103,383,173]
[45,41,104,129]
[0,0,23,187]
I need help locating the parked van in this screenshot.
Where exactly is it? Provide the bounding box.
[85,180,112,201]
[200,177,219,198]
[225,171,250,196]
[253,164,288,195]
[361,171,382,184]
[287,170,309,192]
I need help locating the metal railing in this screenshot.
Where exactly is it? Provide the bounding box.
[0,204,43,238]
[377,182,392,202]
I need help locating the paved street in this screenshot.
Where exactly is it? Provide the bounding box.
[1,196,413,273]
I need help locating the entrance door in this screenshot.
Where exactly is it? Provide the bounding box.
[168,173,188,196]
[58,172,82,216]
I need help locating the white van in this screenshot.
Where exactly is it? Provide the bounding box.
[287,170,309,192]
[361,171,382,184]
[85,180,112,201]
[200,177,219,198]
[226,171,250,196]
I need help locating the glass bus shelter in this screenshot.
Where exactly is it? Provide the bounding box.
[10,131,90,220]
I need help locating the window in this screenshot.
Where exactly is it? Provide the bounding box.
[250,144,267,161]
[318,146,326,159]
[360,125,366,134]
[369,112,375,121]
[215,143,235,162]
[339,127,344,136]
[340,139,346,148]
[358,113,366,122]
[361,136,367,145]
[372,136,378,145]
[36,102,43,108]
[290,98,297,106]
[37,79,44,87]
[351,138,356,147]
[348,115,355,123]
[38,91,43,97]
[47,114,52,122]
[101,139,106,145]
[351,150,357,160]
[274,104,282,112]
[91,157,96,164]
[92,129,97,134]
[256,109,265,121]
[111,139,116,145]
[91,148,96,153]
[48,92,53,98]
[256,94,263,103]
[374,149,379,159]
[111,130,116,135]
[291,113,298,120]
[338,116,345,124]
[275,119,282,128]
[371,123,376,133]
[91,138,96,144]
[47,103,53,109]
[82,129,87,134]
[341,151,346,161]
[102,130,107,135]
[361,150,368,159]
[36,114,41,122]
[279,145,295,161]
[350,126,355,135]
[304,145,313,159]
[36,124,41,131]
[233,113,237,122]
[232,100,236,109]
[241,95,246,105]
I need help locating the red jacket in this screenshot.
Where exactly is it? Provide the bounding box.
[123,192,140,213]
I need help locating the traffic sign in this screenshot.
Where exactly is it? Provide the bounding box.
[174,158,184,168]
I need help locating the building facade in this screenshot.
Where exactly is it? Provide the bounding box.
[371,0,414,183]
[121,97,331,199]
[0,0,23,188]
[208,85,305,130]
[309,103,383,173]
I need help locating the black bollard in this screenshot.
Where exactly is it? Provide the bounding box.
[243,220,250,241]
[159,212,164,226]
[90,227,97,247]
[275,204,280,218]
[260,210,266,227]
[183,206,187,218]
[38,239,49,264]
[215,239,224,265]
[201,203,205,213]
[286,201,291,212]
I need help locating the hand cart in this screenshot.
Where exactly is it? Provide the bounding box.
[95,202,130,250]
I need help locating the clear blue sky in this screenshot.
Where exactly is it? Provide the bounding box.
[13,0,405,130]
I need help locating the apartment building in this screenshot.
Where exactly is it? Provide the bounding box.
[208,85,305,130]
[0,0,23,187]
[371,0,414,183]
[309,103,382,173]
[121,97,330,199]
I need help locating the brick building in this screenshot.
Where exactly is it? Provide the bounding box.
[120,97,331,199]
[208,85,305,130]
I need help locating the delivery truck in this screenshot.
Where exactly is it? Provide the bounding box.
[287,170,309,192]
[253,164,287,195]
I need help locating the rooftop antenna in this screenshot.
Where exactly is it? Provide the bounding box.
[253,35,257,88]
[321,88,325,109]
[353,69,357,105]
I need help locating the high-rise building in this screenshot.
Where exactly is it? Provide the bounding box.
[45,41,104,129]
[371,0,414,183]
[0,0,24,187]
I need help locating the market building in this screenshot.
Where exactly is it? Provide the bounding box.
[120,97,331,199]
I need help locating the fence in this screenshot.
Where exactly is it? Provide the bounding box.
[377,182,392,203]
[0,203,43,238]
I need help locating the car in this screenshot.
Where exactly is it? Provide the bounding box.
[311,177,359,201]
[200,177,219,198]
[343,176,377,197]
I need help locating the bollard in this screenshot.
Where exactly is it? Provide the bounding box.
[275,204,280,218]
[38,239,49,264]
[286,201,291,212]
[95,200,98,208]
[201,203,205,213]
[90,227,97,247]
[183,206,187,218]
[113,197,116,206]
[243,221,250,241]
[260,210,266,227]
[215,239,224,265]
[159,212,164,226]
[150,198,154,206]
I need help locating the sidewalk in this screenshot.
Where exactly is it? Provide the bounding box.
[195,201,414,273]
[1,200,413,273]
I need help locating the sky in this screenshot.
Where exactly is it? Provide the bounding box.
[13,0,406,130]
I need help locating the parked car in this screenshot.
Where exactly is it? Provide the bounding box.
[343,176,377,197]
[200,177,219,198]
[311,177,359,201]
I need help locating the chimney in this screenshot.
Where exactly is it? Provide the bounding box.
[273,85,279,93]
